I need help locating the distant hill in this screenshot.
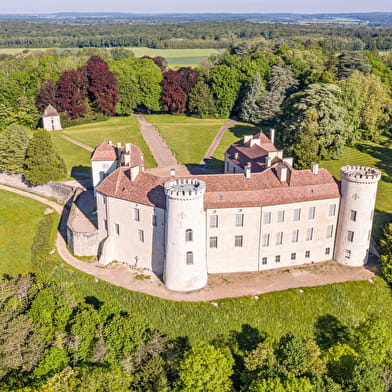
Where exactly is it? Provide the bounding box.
[0,12,391,27]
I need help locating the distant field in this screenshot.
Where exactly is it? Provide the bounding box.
[0,190,45,275]
[60,116,157,168]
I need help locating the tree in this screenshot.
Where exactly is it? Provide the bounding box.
[161,70,187,113]
[247,375,314,392]
[85,56,118,116]
[347,359,385,392]
[238,72,265,123]
[56,69,88,119]
[336,51,370,79]
[0,124,31,173]
[276,332,305,375]
[280,83,350,166]
[259,65,298,122]
[110,47,134,61]
[177,67,200,95]
[175,341,234,392]
[188,81,216,117]
[35,80,58,113]
[380,223,392,283]
[23,129,66,185]
[140,55,168,72]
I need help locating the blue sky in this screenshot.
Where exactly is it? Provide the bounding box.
[1,0,391,14]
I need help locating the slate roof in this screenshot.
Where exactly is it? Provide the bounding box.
[96,163,340,210]
[43,104,59,117]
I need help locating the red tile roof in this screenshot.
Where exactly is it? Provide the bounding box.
[96,164,340,210]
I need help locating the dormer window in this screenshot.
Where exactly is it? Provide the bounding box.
[234,152,239,160]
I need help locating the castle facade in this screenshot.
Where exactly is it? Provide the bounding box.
[91,133,381,292]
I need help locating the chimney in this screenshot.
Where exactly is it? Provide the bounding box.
[250,138,261,147]
[265,155,272,168]
[117,142,121,149]
[234,152,239,160]
[277,165,288,182]
[245,162,251,179]
[170,168,176,177]
[283,157,293,166]
[244,135,252,144]
[108,140,112,146]
[125,143,131,153]
[311,162,319,175]
[130,165,140,181]
[270,128,275,144]
[116,142,122,160]
[124,153,131,166]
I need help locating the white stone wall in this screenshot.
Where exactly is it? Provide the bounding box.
[164,179,207,292]
[97,192,165,275]
[206,198,340,273]
[92,160,118,190]
[335,166,381,266]
[43,116,62,131]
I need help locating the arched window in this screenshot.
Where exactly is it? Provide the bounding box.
[186,251,193,265]
[185,229,193,242]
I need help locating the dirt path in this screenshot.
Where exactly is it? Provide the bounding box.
[0,184,378,303]
[201,119,238,164]
[55,132,94,152]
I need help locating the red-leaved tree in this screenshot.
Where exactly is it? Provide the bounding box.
[56,69,88,119]
[85,56,119,116]
[35,79,58,112]
[177,67,200,95]
[140,55,168,72]
[161,70,187,113]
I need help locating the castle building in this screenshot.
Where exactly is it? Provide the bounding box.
[92,133,381,292]
[42,104,62,131]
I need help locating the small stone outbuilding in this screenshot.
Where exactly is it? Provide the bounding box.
[42,104,62,131]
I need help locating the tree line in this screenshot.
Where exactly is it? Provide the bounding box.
[0,20,392,50]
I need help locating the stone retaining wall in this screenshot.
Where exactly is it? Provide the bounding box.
[0,171,75,204]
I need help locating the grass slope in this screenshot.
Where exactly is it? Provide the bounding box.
[0,190,45,274]
[61,116,157,168]
[157,124,222,165]
[144,114,228,124]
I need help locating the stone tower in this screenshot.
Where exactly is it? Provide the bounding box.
[335,165,381,266]
[164,178,207,291]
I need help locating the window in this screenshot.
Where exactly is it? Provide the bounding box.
[326,225,334,238]
[114,223,120,235]
[209,236,218,248]
[350,210,357,222]
[305,250,310,258]
[277,210,285,223]
[138,230,144,242]
[329,204,336,216]
[235,235,243,247]
[185,229,193,242]
[308,206,316,220]
[291,229,299,243]
[103,196,106,205]
[235,214,244,227]
[133,208,140,222]
[210,215,218,228]
[293,208,301,222]
[325,247,331,255]
[262,257,267,265]
[291,253,296,261]
[346,231,354,242]
[263,211,271,224]
[275,255,281,263]
[152,215,157,227]
[306,228,313,241]
[276,232,283,245]
[262,233,270,247]
[186,252,193,265]
[345,249,351,259]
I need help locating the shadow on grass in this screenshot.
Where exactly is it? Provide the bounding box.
[314,314,351,350]
[228,124,259,139]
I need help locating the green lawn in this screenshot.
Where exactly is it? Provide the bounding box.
[51,133,92,176]
[144,114,228,124]
[157,124,222,165]
[208,124,258,168]
[60,116,157,168]
[0,190,46,275]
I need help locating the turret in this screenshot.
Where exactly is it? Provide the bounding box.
[335,165,381,266]
[164,178,207,291]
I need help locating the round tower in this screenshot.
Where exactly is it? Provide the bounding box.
[335,165,381,266]
[164,178,207,291]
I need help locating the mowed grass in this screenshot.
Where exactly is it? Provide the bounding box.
[144,114,227,124]
[61,116,157,168]
[0,190,45,275]
[157,124,222,165]
[51,133,92,176]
